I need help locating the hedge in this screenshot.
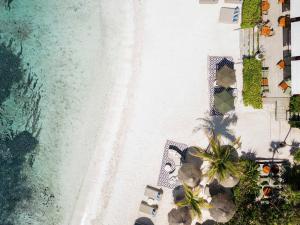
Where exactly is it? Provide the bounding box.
[241,0,261,28]
[242,58,262,109]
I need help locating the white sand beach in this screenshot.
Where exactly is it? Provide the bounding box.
[71,1,300,225]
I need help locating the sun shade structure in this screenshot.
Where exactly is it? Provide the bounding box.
[178,163,202,187]
[214,90,235,114]
[135,217,154,225]
[168,207,192,225]
[216,65,236,88]
[209,193,236,223]
[219,176,239,187]
[291,60,300,94]
[184,147,203,169]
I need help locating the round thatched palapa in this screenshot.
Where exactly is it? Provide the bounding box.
[209,193,236,223]
[183,147,203,169]
[135,217,154,225]
[216,65,236,88]
[168,207,192,225]
[178,163,202,187]
[219,175,239,188]
[214,89,235,114]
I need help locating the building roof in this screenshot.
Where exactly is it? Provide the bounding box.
[291,60,300,95]
[291,21,300,57]
[291,0,300,18]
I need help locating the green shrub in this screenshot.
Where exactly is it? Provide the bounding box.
[290,95,300,112]
[293,149,300,163]
[241,0,261,28]
[242,58,262,109]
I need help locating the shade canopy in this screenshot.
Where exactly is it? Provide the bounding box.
[261,1,270,11]
[214,90,235,114]
[291,60,300,95]
[209,193,236,223]
[291,0,300,18]
[183,147,203,169]
[135,217,154,225]
[216,65,236,88]
[178,163,202,187]
[168,207,192,225]
[219,176,239,188]
[291,21,300,57]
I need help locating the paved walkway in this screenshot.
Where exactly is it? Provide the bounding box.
[260,0,290,98]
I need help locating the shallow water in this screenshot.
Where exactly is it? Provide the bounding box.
[0,0,134,224]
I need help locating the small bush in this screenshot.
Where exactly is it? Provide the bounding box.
[290,95,300,112]
[242,58,262,109]
[241,0,261,28]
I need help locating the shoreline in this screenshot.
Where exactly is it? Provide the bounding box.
[67,1,144,224]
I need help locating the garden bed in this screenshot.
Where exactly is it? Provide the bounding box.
[242,58,262,109]
[241,0,261,28]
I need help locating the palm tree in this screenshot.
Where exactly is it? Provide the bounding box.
[193,136,241,182]
[176,184,211,220]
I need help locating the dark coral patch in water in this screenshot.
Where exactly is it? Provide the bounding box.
[0,41,23,104]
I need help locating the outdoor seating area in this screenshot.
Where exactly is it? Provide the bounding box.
[256,160,288,203]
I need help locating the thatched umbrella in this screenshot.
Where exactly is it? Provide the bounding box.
[209,193,236,223]
[219,176,239,188]
[214,89,235,114]
[216,65,236,88]
[168,207,192,225]
[184,147,203,169]
[178,163,202,187]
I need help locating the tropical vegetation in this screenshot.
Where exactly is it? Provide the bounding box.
[242,58,262,109]
[176,184,211,220]
[289,95,300,128]
[241,0,261,28]
[193,136,241,182]
[220,161,300,225]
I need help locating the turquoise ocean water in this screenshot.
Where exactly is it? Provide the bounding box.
[0,0,133,224]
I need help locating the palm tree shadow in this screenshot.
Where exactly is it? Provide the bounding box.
[269,141,282,160]
[289,140,300,155]
[193,112,238,142]
[241,149,257,161]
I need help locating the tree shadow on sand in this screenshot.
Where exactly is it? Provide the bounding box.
[193,113,238,142]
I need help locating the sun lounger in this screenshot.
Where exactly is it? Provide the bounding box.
[219,7,240,24]
[199,0,218,4]
[224,0,242,3]
[144,185,163,201]
[139,201,158,216]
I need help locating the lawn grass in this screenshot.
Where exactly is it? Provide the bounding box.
[242,58,262,109]
[241,0,261,28]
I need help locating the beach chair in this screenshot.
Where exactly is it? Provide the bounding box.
[144,185,163,201]
[199,0,218,4]
[219,7,240,24]
[139,201,158,216]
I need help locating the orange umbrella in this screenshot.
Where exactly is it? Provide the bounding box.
[278,0,284,4]
[261,1,270,11]
[277,60,285,69]
[261,26,271,36]
[279,17,286,27]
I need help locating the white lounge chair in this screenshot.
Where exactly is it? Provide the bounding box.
[199,0,218,4]
[139,201,158,216]
[219,7,240,24]
[144,185,163,201]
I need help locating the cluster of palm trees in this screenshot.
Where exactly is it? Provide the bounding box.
[169,134,242,224]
